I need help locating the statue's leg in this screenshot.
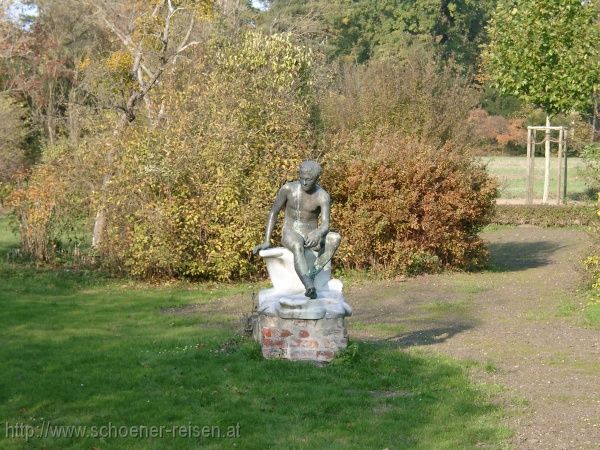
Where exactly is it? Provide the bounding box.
[310,231,341,279]
[282,228,316,299]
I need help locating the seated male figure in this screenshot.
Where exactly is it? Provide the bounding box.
[253,160,341,299]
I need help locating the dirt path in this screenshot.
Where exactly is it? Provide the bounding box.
[347,226,599,450]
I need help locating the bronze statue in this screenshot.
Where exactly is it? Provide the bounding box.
[253,161,341,299]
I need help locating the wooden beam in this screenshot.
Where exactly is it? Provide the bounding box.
[563,135,568,204]
[542,116,551,204]
[526,127,534,205]
[528,126,568,131]
[557,128,563,205]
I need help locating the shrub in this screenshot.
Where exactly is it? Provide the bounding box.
[582,143,600,193]
[320,53,478,147]
[322,132,498,276]
[467,108,526,154]
[95,31,318,280]
[0,93,27,206]
[6,140,101,261]
[8,35,499,280]
[584,196,600,325]
[585,254,600,291]
[320,56,498,276]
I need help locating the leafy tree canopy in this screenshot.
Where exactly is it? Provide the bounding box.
[482,0,600,116]
[259,0,496,68]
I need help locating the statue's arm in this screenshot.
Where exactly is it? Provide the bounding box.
[305,190,331,248]
[317,191,331,236]
[252,185,288,254]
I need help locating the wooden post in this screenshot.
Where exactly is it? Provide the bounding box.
[542,115,551,204]
[563,131,568,204]
[526,127,534,204]
[556,127,563,205]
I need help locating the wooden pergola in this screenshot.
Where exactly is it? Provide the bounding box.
[526,125,569,205]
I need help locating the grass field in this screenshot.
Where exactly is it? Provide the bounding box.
[480,156,593,202]
[0,216,509,449]
[585,298,600,329]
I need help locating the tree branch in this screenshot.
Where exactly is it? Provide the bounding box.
[101,16,134,51]
[176,15,195,53]
[176,41,200,55]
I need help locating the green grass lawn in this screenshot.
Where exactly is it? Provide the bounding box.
[585,303,600,328]
[0,216,509,449]
[584,291,600,329]
[480,156,593,202]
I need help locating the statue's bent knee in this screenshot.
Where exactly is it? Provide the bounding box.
[326,232,341,248]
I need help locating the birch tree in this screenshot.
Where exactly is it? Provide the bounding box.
[88,0,213,247]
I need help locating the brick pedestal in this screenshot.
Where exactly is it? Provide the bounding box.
[255,315,348,363]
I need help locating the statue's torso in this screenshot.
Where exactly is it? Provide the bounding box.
[283,181,322,236]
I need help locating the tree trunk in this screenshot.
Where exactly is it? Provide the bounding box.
[46,80,55,146]
[542,115,551,204]
[526,127,534,204]
[91,114,129,248]
[92,207,106,248]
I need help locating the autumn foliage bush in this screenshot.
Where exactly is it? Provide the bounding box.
[317,57,497,275]
[467,108,526,153]
[6,139,102,261]
[323,133,497,275]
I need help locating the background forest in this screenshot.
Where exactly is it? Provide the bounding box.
[0,0,598,281]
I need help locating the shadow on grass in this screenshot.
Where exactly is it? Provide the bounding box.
[569,187,599,202]
[382,323,474,348]
[487,240,562,272]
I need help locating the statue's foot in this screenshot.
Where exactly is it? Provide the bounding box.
[304,287,317,299]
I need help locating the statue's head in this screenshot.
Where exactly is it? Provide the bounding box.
[299,160,321,192]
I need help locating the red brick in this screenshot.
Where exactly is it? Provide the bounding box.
[316,350,334,360]
[306,339,319,349]
[258,316,348,362]
[290,338,320,349]
[299,330,310,338]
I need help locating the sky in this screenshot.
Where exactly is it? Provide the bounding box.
[2,0,267,28]
[4,0,38,28]
[3,0,267,20]
[251,0,268,11]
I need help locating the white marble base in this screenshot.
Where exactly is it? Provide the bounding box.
[257,246,352,320]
